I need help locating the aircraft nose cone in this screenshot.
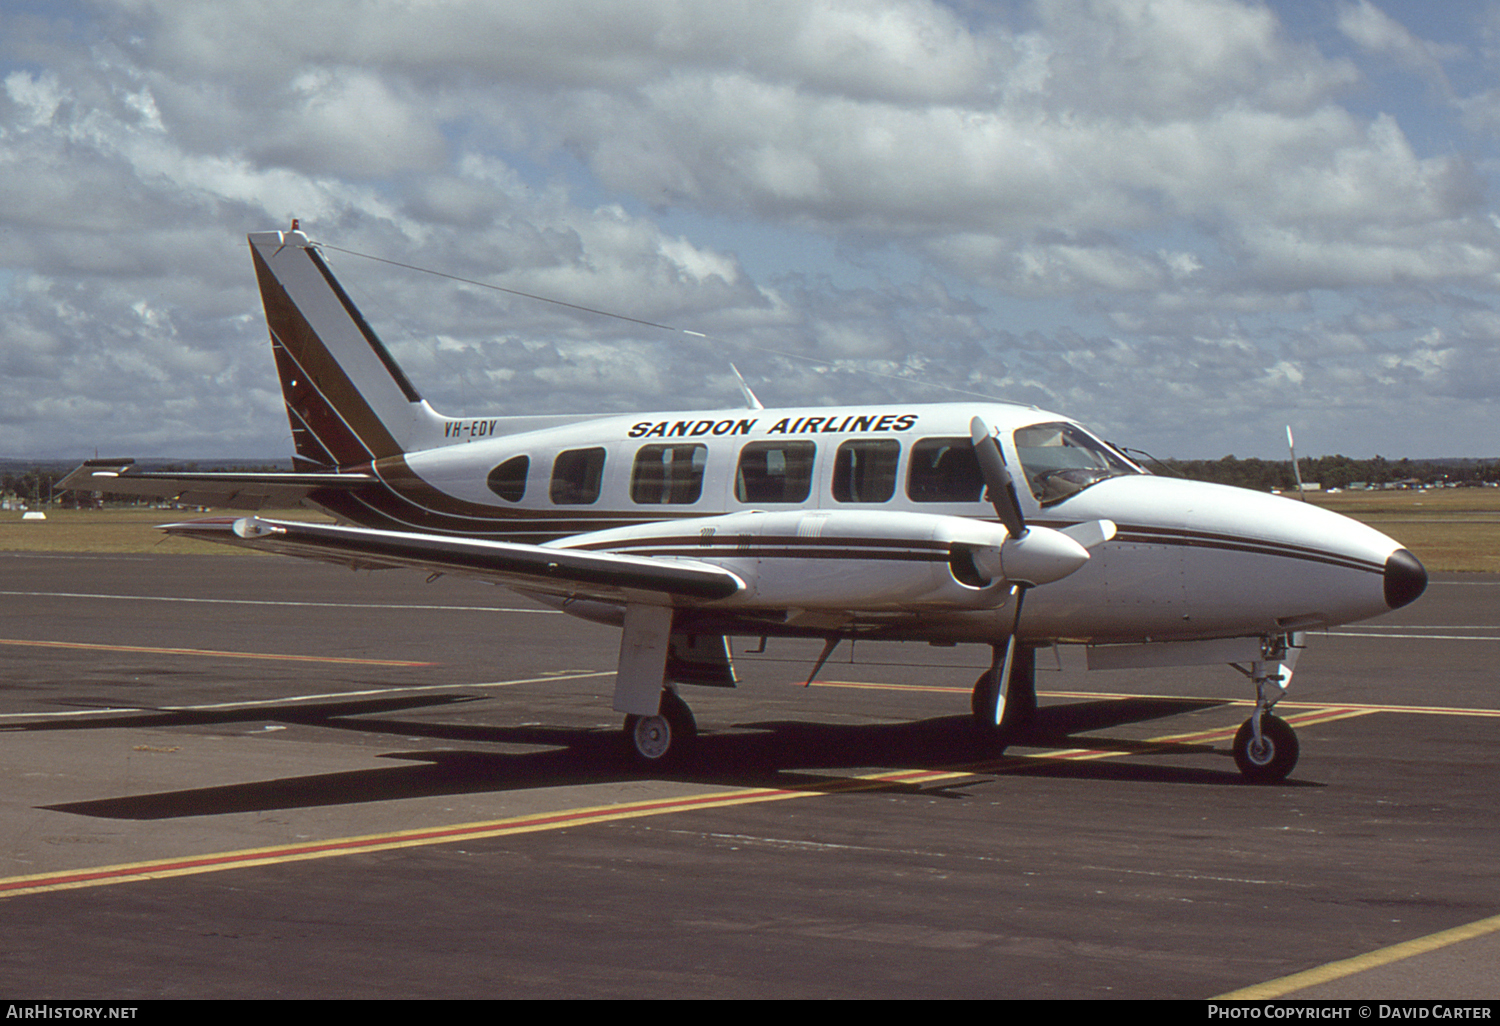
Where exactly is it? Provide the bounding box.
[1384,548,1427,610]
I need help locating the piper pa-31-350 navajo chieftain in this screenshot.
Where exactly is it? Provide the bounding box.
[61,227,1429,782]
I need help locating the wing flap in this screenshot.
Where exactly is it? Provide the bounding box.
[161,517,744,602]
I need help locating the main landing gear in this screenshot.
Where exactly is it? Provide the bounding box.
[623,688,697,770]
[1229,635,1301,784]
[613,604,704,771]
[971,642,1036,747]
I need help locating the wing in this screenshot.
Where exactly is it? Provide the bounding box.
[58,459,374,510]
[161,516,744,603]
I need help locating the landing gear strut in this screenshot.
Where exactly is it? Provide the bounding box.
[623,688,697,770]
[972,642,1036,744]
[1229,634,1301,783]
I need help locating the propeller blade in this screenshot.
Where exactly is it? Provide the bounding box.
[1059,519,1117,550]
[990,586,1026,726]
[963,419,1113,590]
[969,416,1026,540]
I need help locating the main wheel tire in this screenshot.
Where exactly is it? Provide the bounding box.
[971,668,1000,720]
[970,646,1036,740]
[624,689,698,770]
[969,670,1009,754]
[1233,714,1299,783]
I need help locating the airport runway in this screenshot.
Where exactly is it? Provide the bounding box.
[1,551,1497,999]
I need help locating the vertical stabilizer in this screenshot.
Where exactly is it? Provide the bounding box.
[249,229,447,468]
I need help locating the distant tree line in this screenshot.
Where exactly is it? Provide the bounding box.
[1154,455,1500,491]
[1,462,285,508]
[5,455,1498,508]
[1,469,60,506]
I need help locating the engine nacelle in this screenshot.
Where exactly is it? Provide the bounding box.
[554,509,1086,612]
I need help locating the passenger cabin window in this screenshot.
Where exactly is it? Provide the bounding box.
[551,447,606,505]
[631,444,708,504]
[486,455,529,502]
[1014,422,1138,505]
[907,438,983,503]
[735,441,815,504]
[833,439,899,503]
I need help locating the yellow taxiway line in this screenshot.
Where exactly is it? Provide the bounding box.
[5,668,1497,998]
[1216,912,1500,999]
[0,637,435,667]
[0,763,979,900]
[0,694,1434,900]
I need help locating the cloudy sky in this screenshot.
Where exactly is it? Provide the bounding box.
[3,0,1499,461]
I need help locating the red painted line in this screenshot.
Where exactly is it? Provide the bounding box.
[813,680,1500,718]
[977,706,1376,769]
[808,680,968,694]
[0,693,1431,900]
[0,787,810,897]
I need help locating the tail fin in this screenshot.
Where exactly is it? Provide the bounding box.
[249,229,447,468]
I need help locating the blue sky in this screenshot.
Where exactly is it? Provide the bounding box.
[3,1,1500,460]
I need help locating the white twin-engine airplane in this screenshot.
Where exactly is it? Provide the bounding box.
[61,227,1429,782]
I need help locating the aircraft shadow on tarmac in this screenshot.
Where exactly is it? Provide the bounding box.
[26,689,1315,821]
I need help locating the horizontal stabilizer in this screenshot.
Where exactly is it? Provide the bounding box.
[58,460,375,510]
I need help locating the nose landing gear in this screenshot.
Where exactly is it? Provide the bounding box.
[1233,712,1299,782]
[1230,634,1301,783]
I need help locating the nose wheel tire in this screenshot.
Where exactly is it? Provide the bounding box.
[1233,714,1299,783]
[624,689,697,770]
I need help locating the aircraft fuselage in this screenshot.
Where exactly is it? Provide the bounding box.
[303,400,1418,649]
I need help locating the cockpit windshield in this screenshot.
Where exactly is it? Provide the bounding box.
[1013,421,1141,504]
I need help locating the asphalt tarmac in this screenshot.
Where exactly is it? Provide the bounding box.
[0,551,1497,1000]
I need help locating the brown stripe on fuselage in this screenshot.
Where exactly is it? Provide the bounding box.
[381,456,711,534]
[306,457,707,542]
[566,533,952,554]
[1103,526,1382,575]
[309,488,687,543]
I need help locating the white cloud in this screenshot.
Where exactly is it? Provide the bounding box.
[1337,0,1463,81]
[0,0,1498,459]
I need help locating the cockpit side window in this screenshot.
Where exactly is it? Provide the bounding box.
[735,441,815,504]
[907,437,984,503]
[1013,422,1138,504]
